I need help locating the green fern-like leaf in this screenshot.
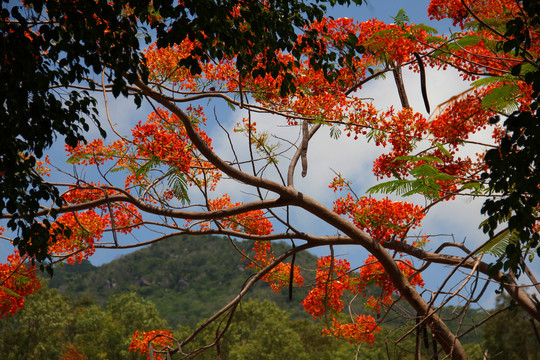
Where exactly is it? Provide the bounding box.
[330,125,341,140]
[371,29,397,38]
[393,155,444,164]
[520,63,538,75]
[435,143,451,157]
[365,128,386,144]
[425,36,446,44]
[409,164,455,181]
[367,177,441,200]
[135,156,161,177]
[66,153,93,164]
[392,8,410,26]
[481,84,520,111]
[412,24,438,35]
[459,181,484,194]
[109,166,125,173]
[463,18,507,32]
[226,101,236,111]
[448,35,483,50]
[13,274,31,286]
[367,179,419,196]
[471,76,504,87]
[471,73,523,88]
[1,286,22,298]
[167,169,190,205]
[479,229,519,257]
[66,155,81,164]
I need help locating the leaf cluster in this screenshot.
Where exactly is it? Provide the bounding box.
[480,0,540,276]
[367,153,455,200]
[481,294,540,359]
[1,0,149,264]
[481,109,540,274]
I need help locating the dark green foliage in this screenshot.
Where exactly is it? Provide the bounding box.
[0,286,358,359]
[0,284,168,359]
[0,284,73,359]
[45,235,495,356]
[159,301,490,360]
[481,109,540,274]
[0,284,503,360]
[480,0,540,276]
[181,299,423,360]
[1,0,364,266]
[189,300,311,360]
[482,295,540,359]
[1,0,145,265]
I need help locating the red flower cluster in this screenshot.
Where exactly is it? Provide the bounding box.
[145,40,238,93]
[48,185,142,264]
[358,255,424,314]
[49,210,105,264]
[302,256,357,318]
[333,194,425,242]
[131,110,193,174]
[428,0,519,27]
[130,329,174,360]
[67,139,126,166]
[0,251,40,318]
[302,254,423,344]
[68,106,220,196]
[205,195,273,235]
[429,90,490,145]
[245,241,303,294]
[323,314,380,344]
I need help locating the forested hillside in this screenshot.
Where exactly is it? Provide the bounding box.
[48,235,316,326]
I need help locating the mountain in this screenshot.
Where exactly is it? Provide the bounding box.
[47,235,317,327]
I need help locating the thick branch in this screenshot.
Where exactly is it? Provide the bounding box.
[2,191,292,222]
[287,123,321,187]
[392,64,410,109]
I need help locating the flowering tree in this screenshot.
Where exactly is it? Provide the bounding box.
[1,0,539,359]
[1,0,362,267]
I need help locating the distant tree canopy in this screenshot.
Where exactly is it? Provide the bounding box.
[482,295,540,359]
[4,275,536,360]
[0,284,168,359]
[3,280,505,360]
[46,235,319,327]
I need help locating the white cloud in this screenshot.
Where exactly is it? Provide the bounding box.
[208,67,480,236]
